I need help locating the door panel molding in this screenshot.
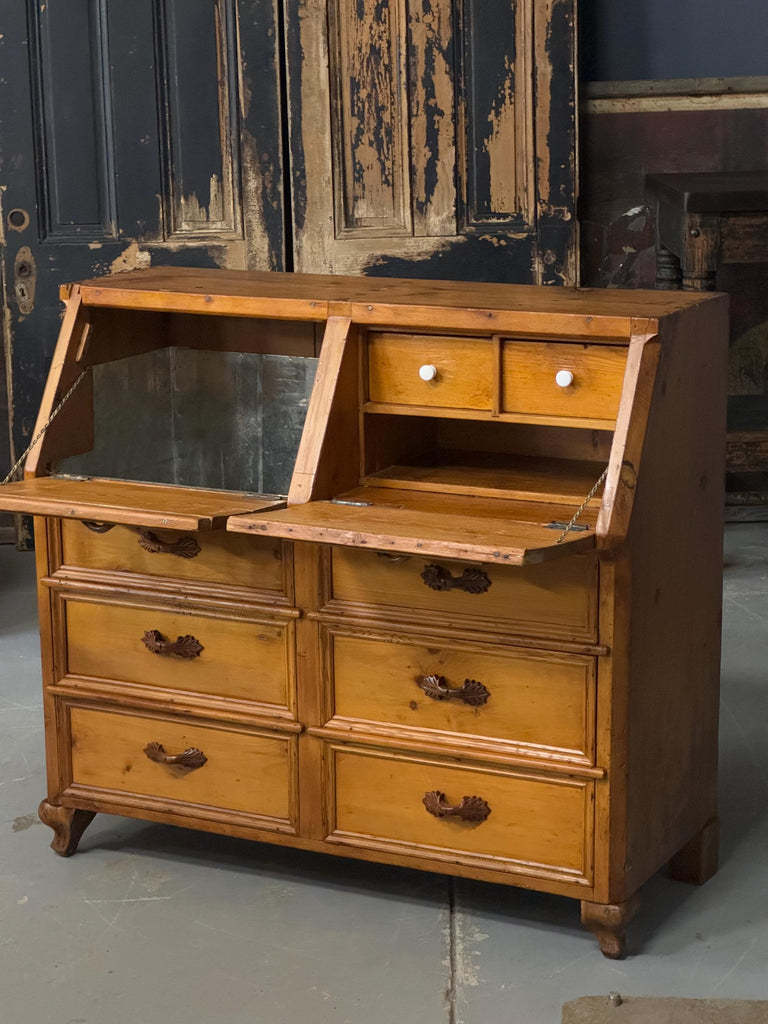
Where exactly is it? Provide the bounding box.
[328,0,412,237]
[459,0,534,230]
[286,0,576,282]
[160,0,243,239]
[32,0,118,241]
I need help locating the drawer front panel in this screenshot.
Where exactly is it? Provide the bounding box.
[64,598,292,709]
[60,520,287,594]
[330,549,597,642]
[68,704,294,822]
[502,342,626,422]
[368,333,494,410]
[328,745,591,878]
[329,631,594,761]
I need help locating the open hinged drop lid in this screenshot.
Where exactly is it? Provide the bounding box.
[227,486,598,565]
[0,477,285,531]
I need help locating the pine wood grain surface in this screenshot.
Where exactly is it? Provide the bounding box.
[59,520,287,592]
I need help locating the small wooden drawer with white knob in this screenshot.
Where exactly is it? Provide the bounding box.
[366,332,494,411]
[501,341,627,425]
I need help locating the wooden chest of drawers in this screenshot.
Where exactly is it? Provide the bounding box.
[0,269,728,957]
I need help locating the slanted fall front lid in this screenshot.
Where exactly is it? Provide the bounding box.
[227,487,597,565]
[0,477,284,530]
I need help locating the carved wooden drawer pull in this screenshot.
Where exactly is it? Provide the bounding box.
[143,741,207,770]
[417,674,490,706]
[81,520,116,534]
[423,791,491,823]
[141,629,204,659]
[421,563,492,594]
[138,529,201,559]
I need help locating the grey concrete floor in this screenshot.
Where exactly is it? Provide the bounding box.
[1,526,767,1024]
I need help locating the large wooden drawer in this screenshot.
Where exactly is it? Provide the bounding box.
[329,548,597,642]
[65,703,296,828]
[367,333,494,411]
[502,341,626,423]
[59,519,289,596]
[325,743,593,882]
[325,627,595,764]
[61,595,294,712]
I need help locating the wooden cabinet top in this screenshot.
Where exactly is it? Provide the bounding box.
[63,268,721,340]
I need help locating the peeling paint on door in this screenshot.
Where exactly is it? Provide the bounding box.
[109,242,152,275]
[289,0,576,282]
[483,58,518,215]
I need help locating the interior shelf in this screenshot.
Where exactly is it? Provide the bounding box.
[363,451,606,506]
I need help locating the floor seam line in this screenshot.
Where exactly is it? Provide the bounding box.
[448,876,457,1024]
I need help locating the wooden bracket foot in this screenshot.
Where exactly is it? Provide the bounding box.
[668,817,719,885]
[38,801,96,857]
[580,894,640,959]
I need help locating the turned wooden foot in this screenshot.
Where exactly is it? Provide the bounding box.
[668,817,719,885]
[38,801,96,857]
[580,894,640,959]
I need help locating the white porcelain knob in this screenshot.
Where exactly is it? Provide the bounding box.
[419,364,438,382]
[555,369,574,388]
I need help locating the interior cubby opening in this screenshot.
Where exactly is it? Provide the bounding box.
[360,414,612,505]
[57,310,320,496]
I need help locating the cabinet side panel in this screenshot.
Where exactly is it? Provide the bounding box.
[621,298,728,895]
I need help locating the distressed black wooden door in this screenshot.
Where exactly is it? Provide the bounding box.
[1,0,576,523]
[0,0,286,491]
[285,0,577,284]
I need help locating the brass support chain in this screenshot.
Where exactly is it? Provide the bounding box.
[556,467,609,544]
[1,370,88,486]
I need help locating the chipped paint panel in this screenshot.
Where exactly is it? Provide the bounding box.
[329,0,411,233]
[363,233,537,283]
[290,0,574,281]
[409,0,456,236]
[460,0,528,225]
[238,0,287,269]
[484,59,518,214]
[535,0,576,215]
[286,0,335,270]
[108,241,152,275]
[177,174,234,232]
[534,0,577,283]
[162,0,242,237]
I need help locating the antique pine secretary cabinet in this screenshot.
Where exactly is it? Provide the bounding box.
[0,269,727,958]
